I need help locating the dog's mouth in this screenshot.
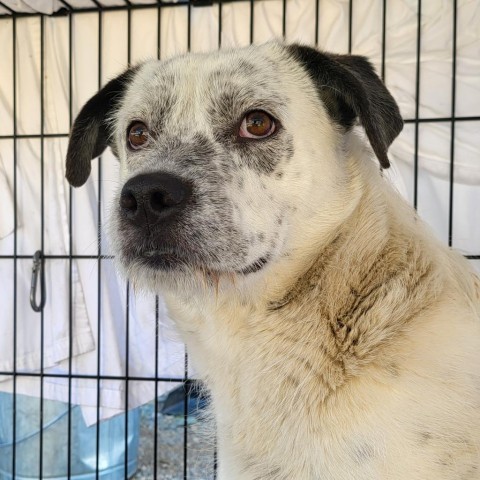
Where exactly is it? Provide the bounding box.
[140,249,186,270]
[131,246,269,276]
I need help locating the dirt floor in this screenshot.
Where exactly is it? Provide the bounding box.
[133,397,215,480]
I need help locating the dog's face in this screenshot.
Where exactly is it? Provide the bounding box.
[66,42,402,292]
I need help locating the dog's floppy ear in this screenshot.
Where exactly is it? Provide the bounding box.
[287,44,403,169]
[66,67,138,187]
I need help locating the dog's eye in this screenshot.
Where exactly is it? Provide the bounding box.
[127,121,150,150]
[239,111,276,139]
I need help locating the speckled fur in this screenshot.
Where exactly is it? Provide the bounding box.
[67,42,480,479]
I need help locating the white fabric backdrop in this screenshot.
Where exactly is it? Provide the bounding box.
[0,0,479,424]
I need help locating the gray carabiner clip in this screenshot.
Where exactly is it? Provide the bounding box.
[30,250,46,312]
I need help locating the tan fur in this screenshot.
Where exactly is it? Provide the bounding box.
[165,156,480,479]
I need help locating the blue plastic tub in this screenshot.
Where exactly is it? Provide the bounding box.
[0,393,139,480]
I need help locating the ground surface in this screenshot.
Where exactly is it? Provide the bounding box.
[133,397,215,480]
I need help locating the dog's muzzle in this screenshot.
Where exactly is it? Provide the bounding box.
[118,172,194,270]
[117,172,269,275]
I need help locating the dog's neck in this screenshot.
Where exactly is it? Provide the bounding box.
[163,164,443,477]
[267,183,440,368]
[166,161,442,381]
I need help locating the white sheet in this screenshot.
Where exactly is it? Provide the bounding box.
[0,0,479,424]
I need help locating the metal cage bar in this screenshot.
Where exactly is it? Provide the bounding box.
[125,7,133,478]
[380,0,386,82]
[153,7,162,477]
[11,13,18,480]
[0,115,479,144]
[413,0,422,209]
[67,10,74,479]
[448,0,458,247]
[95,7,104,477]
[0,0,243,19]
[39,15,46,479]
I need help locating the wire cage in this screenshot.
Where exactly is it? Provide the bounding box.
[0,0,479,479]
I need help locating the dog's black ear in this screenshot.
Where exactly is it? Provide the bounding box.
[66,67,138,187]
[287,44,403,169]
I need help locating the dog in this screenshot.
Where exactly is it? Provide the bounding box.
[65,42,480,479]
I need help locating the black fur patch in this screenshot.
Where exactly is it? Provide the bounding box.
[66,66,138,187]
[286,44,403,168]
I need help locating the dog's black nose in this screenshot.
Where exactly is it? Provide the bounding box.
[120,173,191,226]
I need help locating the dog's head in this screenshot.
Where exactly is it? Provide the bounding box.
[66,42,402,292]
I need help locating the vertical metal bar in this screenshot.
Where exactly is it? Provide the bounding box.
[154,7,162,480]
[218,0,222,48]
[67,9,74,480]
[153,296,159,480]
[12,14,18,480]
[187,1,191,53]
[448,0,457,247]
[381,0,387,82]
[157,2,162,60]
[125,7,132,477]
[314,0,320,47]
[282,0,286,39]
[185,6,192,479]
[249,0,254,45]
[95,9,103,480]
[39,14,45,480]
[184,354,188,480]
[213,434,218,478]
[348,0,353,53]
[124,281,130,476]
[183,2,192,480]
[214,1,222,475]
[413,0,422,209]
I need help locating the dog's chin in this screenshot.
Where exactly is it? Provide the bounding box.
[139,250,187,271]
[120,247,270,284]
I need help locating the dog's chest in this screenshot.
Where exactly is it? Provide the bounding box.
[174,301,383,479]
[170,287,480,480]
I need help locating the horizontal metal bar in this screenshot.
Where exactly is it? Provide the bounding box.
[0,371,188,382]
[0,0,245,19]
[404,116,480,124]
[1,253,479,260]
[0,116,479,141]
[0,133,70,140]
[0,254,114,260]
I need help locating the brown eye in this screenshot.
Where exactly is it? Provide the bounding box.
[127,121,149,150]
[239,111,276,139]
